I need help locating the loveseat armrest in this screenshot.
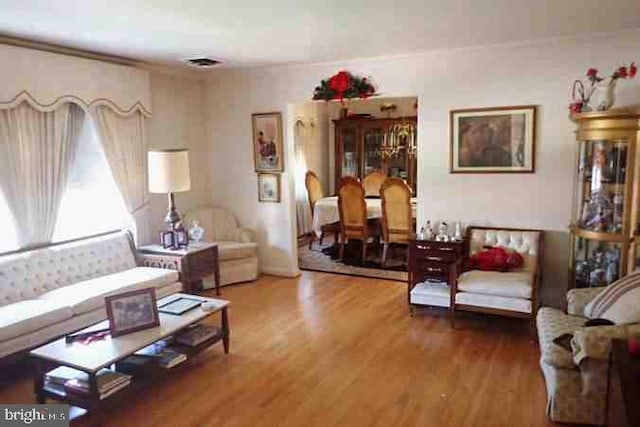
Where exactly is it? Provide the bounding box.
[232,228,254,243]
[572,324,640,365]
[566,287,605,316]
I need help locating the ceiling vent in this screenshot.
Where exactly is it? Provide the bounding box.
[187,58,221,67]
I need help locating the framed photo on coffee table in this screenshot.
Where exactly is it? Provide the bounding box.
[450,105,537,173]
[105,288,160,337]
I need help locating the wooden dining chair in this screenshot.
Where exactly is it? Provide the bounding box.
[337,176,379,263]
[380,178,413,266]
[305,170,340,249]
[362,171,387,198]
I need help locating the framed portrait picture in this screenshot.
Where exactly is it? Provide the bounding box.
[252,112,284,172]
[105,288,160,337]
[450,105,537,173]
[160,230,176,249]
[257,172,281,203]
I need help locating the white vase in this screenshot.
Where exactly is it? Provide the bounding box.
[590,79,617,111]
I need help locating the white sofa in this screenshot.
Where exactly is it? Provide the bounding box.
[0,231,181,359]
[184,206,258,288]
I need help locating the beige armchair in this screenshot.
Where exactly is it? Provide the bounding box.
[184,206,258,288]
[536,287,640,425]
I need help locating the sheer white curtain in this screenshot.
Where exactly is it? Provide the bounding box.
[294,121,313,236]
[91,106,149,243]
[0,102,84,248]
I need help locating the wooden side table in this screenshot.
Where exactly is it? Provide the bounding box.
[408,239,465,315]
[138,242,221,295]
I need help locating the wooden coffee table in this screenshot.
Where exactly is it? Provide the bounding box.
[30,293,230,425]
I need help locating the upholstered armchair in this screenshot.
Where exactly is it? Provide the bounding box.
[452,227,544,330]
[183,206,258,288]
[537,287,640,425]
[362,171,386,197]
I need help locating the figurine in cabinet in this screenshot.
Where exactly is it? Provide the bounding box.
[435,222,449,242]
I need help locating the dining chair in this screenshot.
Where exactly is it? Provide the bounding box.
[305,170,340,249]
[380,178,413,266]
[337,176,379,263]
[362,171,387,198]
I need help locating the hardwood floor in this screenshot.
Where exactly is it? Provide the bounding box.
[0,272,553,427]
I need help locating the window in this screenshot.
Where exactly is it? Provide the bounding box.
[0,190,19,253]
[52,118,131,242]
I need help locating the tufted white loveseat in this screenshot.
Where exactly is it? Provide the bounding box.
[0,231,181,359]
[452,226,544,330]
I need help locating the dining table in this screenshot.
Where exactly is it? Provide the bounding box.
[312,196,417,236]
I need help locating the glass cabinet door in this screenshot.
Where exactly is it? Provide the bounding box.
[362,127,384,176]
[574,139,628,234]
[339,126,358,178]
[573,238,622,287]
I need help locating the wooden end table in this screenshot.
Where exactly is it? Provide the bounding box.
[138,242,220,295]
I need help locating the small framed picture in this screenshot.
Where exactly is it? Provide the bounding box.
[257,173,281,203]
[252,112,284,172]
[160,230,175,249]
[450,105,537,173]
[175,228,189,248]
[105,288,160,337]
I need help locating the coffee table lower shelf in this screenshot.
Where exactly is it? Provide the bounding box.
[30,293,230,426]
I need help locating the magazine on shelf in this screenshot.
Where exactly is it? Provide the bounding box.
[175,324,221,347]
[158,349,187,369]
[61,368,131,399]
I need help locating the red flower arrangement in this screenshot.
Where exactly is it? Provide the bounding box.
[312,70,377,102]
[570,62,636,113]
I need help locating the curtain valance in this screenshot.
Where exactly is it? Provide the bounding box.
[0,44,151,117]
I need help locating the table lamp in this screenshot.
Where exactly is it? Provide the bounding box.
[148,149,191,230]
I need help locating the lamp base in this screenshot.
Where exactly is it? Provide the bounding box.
[165,192,182,230]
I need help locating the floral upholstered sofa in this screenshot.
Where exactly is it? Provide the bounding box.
[536,286,640,425]
[0,231,181,359]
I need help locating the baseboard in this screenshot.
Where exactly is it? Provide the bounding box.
[259,266,301,278]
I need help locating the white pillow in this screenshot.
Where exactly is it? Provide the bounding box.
[584,271,640,324]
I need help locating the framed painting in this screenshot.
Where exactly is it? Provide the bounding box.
[257,172,281,203]
[450,105,537,173]
[252,112,284,172]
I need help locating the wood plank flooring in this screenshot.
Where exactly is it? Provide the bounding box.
[0,271,554,427]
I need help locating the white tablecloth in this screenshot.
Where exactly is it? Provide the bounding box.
[312,196,417,236]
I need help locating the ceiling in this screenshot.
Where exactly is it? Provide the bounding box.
[0,0,639,69]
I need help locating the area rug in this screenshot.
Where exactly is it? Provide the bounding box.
[298,242,408,282]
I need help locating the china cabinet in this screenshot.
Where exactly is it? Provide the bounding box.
[569,108,640,288]
[334,116,417,194]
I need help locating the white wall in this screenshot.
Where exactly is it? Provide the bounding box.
[147,72,211,238]
[203,31,640,306]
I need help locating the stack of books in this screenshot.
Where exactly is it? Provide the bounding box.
[134,341,187,369]
[46,367,131,400]
[175,324,221,347]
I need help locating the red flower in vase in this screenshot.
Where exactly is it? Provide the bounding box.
[329,71,352,99]
[586,68,598,79]
[616,65,628,78]
[630,62,637,78]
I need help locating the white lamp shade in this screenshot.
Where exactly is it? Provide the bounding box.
[148,149,191,193]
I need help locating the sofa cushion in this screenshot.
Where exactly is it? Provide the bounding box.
[584,271,640,324]
[455,292,531,313]
[0,231,137,307]
[0,300,73,342]
[457,270,533,299]
[536,307,586,369]
[217,241,258,261]
[38,267,179,316]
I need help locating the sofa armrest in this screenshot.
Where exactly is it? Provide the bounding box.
[232,228,254,243]
[566,287,605,316]
[571,324,640,365]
